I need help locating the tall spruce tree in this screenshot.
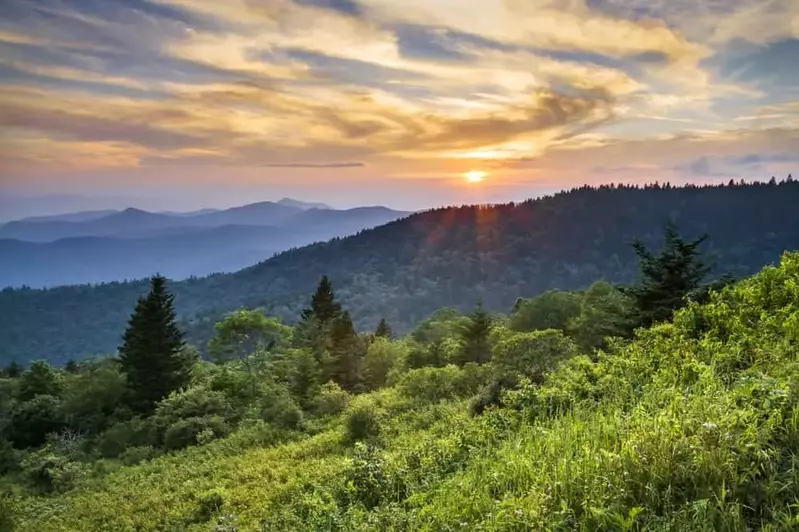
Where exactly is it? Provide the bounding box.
[627,222,712,328]
[301,275,342,325]
[461,300,493,364]
[328,311,362,391]
[374,318,393,339]
[119,275,189,413]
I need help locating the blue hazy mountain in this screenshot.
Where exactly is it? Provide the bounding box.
[0,202,410,287]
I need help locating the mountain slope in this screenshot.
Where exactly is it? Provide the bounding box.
[2,181,799,364]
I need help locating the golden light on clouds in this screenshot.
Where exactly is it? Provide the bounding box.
[464,170,488,183]
[0,0,797,206]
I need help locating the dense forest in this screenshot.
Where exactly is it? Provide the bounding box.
[2,223,799,530]
[3,179,799,365]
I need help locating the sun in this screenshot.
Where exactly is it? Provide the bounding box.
[464,170,487,183]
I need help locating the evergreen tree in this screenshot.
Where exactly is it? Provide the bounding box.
[626,223,712,328]
[328,311,362,391]
[119,275,189,413]
[460,300,493,364]
[3,361,21,378]
[374,318,393,339]
[301,275,342,325]
[64,359,79,374]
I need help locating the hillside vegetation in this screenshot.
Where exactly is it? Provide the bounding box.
[2,179,799,365]
[2,231,799,530]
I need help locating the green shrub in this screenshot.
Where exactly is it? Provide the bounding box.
[163,416,229,451]
[492,328,579,381]
[118,445,157,466]
[96,417,155,458]
[154,386,235,427]
[341,442,387,509]
[345,403,381,443]
[8,394,65,448]
[259,388,303,430]
[396,364,490,403]
[313,381,351,417]
[0,438,20,474]
[0,492,16,531]
[193,489,227,523]
[20,450,90,493]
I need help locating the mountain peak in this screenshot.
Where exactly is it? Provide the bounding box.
[277,198,332,210]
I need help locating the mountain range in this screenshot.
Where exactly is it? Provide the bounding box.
[0,199,408,287]
[2,180,798,365]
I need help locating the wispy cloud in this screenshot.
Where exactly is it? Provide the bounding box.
[0,0,797,200]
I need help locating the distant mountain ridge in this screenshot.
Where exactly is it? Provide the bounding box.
[2,180,798,365]
[0,198,340,242]
[0,201,410,288]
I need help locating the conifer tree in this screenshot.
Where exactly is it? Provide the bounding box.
[301,275,342,325]
[461,300,493,364]
[119,275,189,413]
[627,222,712,328]
[374,318,393,339]
[328,310,362,391]
[4,361,21,378]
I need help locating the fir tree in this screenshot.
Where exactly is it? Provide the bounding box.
[301,275,342,325]
[461,300,493,364]
[4,361,21,378]
[119,275,189,413]
[374,318,393,339]
[328,311,362,391]
[626,222,712,328]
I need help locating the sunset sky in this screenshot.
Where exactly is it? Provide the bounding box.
[1,0,797,211]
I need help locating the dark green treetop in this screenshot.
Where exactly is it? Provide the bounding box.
[119,275,190,413]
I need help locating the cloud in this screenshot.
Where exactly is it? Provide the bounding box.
[260,161,365,168]
[1,0,797,199]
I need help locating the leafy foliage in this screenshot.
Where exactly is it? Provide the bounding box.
[4,203,799,530]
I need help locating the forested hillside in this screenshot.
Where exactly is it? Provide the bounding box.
[3,238,799,530]
[3,180,799,364]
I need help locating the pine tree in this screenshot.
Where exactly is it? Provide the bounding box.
[374,318,393,339]
[461,300,493,364]
[627,222,712,328]
[328,311,362,391]
[301,275,342,325]
[4,361,22,378]
[119,275,189,413]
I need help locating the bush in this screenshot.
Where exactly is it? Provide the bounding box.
[345,403,381,444]
[0,492,16,531]
[154,386,235,427]
[362,338,403,390]
[96,417,155,458]
[60,361,126,434]
[491,328,579,381]
[0,438,20,474]
[20,450,90,493]
[118,445,157,466]
[193,490,227,523]
[341,442,387,509]
[396,364,491,403]
[313,381,351,417]
[163,416,229,451]
[8,395,65,448]
[259,387,303,430]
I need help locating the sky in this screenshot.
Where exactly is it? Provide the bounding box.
[0,0,797,212]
